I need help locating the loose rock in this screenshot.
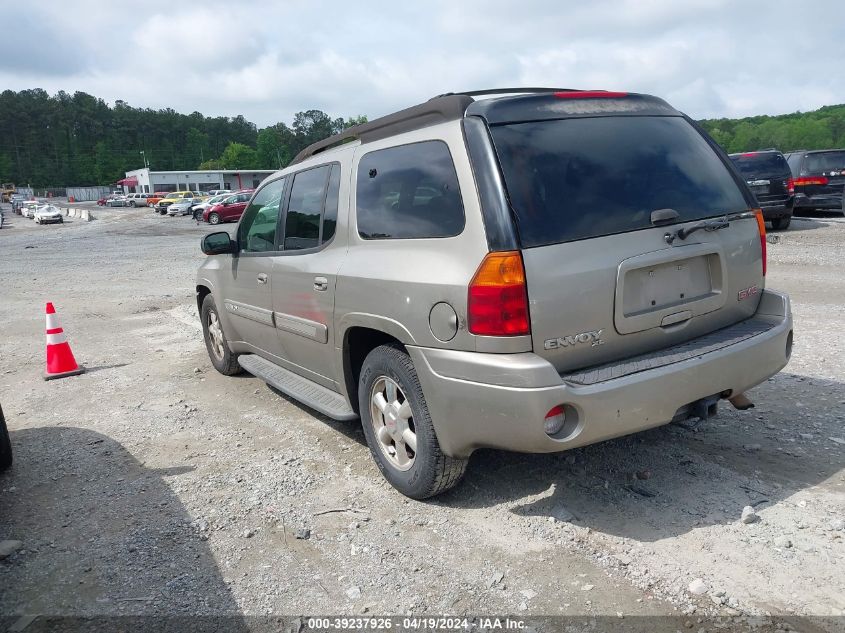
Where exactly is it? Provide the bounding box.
[740,506,759,524]
[346,586,361,600]
[688,578,707,595]
[0,540,23,559]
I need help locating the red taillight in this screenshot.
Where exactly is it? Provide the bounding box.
[786,177,795,194]
[468,251,530,336]
[740,152,758,157]
[554,90,628,99]
[754,209,767,277]
[792,176,828,186]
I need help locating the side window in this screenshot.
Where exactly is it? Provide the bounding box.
[322,164,341,243]
[238,178,286,253]
[356,141,465,239]
[284,165,331,250]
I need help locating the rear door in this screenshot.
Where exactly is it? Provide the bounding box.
[224,193,249,221]
[801,151,845,199]
[271,163,343,388]
[488,113,763,373]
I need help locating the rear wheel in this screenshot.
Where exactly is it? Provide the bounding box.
[200,295,241,375]
[208,212,221,225]
[771,216,791,230]
[358,344,467,499]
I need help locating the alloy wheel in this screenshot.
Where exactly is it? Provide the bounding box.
[370,376,417,471]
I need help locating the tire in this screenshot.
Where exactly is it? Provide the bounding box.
[0,403,12,471]
[358,344,467,499]
[130,201,136,207]
[200,294,241,376]
[771,216,791,230]
[208,212,221,225]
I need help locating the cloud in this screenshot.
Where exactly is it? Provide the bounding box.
[1,0,844,125]
[0,10,88,75]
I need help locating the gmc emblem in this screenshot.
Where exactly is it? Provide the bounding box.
[738,285,759,301]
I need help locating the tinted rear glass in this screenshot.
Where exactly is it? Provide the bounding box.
[729,153,789,177]
[803,151,845,174]
[490,116,748,247]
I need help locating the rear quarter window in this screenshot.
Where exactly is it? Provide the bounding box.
[490,116,749,247]
[356,140,465,239]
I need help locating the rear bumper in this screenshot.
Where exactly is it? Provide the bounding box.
[758,196,793,219]
[794,193,842,210]
[410,290,792,458]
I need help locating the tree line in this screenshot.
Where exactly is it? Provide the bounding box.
[0,89,365,187]
[698,104,845,154]
[2,88,845,187]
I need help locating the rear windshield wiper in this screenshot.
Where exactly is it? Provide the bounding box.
[675,218,729,241]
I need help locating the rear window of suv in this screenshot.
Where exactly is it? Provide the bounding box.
[729,152,790,178]
[490,116,748,247]
[802,151,845,174]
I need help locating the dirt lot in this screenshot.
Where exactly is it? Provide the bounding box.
[0,204,843,631]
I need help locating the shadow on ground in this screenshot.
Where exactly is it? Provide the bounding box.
[435,372,844,542]
[0,426,248,631]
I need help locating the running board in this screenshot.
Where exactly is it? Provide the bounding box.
[238,354,358,421]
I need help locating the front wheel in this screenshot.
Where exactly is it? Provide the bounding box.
[771,216,791,230]
[208,212,221,225]
[358,344,467,499]
[130,201,136,207]
[200,294,242,376]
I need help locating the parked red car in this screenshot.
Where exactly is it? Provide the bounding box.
[202,190,253,225]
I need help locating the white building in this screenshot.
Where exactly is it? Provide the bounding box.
[119,168,277,194]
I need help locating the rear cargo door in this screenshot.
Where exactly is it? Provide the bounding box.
[730,152,792,209]
[489,114,764,374]
[802,151,845,198]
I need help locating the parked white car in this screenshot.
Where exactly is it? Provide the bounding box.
[189,193,229,219]
[34,204,64,225]
[166,199,196,216]
[21,201,40,218]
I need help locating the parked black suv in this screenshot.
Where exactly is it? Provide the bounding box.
[785,149,845,215]
[729,150,794,229]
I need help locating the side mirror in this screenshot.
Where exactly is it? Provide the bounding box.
[223,201,230,206]
[201,231,235,256]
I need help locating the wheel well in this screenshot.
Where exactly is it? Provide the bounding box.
[196,285,211,315]
[343,327,403,414]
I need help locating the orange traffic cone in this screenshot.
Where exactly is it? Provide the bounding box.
[44,302,84,380]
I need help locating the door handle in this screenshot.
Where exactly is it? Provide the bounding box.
[313,276,328,292]
[256,273,268,285]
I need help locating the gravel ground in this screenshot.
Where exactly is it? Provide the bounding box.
[0,204,843,632]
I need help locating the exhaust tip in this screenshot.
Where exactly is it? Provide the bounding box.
[729,393,755,411]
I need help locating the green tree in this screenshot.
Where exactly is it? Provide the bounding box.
[218,142,259,170]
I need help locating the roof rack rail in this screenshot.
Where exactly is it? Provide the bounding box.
[290,94,473,166]
[290,88,584,166]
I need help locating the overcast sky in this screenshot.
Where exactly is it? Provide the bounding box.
[2,0,844,127]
